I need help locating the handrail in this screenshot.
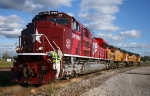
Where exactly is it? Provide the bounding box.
[32,34,56,51]
[43,35,56,51]
[52,40,60,49]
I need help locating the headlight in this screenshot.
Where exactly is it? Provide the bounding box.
[16,46,20,51]
[39,47,43,50]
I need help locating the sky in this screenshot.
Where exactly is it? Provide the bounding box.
[0,0,150,57]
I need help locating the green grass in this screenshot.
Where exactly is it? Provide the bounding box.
[0,60,13,67]
[47,85,56,94]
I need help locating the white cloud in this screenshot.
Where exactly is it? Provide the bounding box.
[140,50,150,56]
[0,0,74,14]
[120,30,141,38]
[117,43,150,48]
[35,0,73,8]
[96,33,125,42]
[0,0,45,14]
[0,28,22,38]
[0,15,23,28]
[0,15,24,38]
[0,0,74,38]
[79,0,122,31]
[0,43,16,48]
[116,43,150,56]
[96,29,142,42]
[67,13,74,17]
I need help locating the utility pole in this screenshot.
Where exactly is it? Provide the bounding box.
[6,51,7,61]
[11,51,12,61]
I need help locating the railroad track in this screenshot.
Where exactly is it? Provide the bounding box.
[0,67,11,74]
[0,67,11,69]
[0,66,139,96]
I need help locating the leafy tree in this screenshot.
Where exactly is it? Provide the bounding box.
[141,56,150,62]
[2,53,11,60]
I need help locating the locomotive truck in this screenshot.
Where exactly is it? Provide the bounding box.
[11,11,140,84]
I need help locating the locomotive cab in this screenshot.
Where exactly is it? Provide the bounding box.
[12,11,83,84]
[32,11,74,29]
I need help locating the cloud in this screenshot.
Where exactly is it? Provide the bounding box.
[96,29,142,42]
[120,30,141,38]
[35,0,73,8]
[140,50,150,56]
[0,15,24,38]
[116,43,150,56]
[0,0,75,38]
[0,15,23,28]
[0,0,45,14]
[0,0,74,14]
[0,28,22,38]
[0,43,16,48]
[67,13,74,17]
[79,0,122,31]
[117,43,150,48]
[96,33,125,42]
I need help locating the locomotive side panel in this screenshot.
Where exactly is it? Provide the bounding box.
[94,38,108,59]
[92,39,99,58]
[63,28,82,55]
[82,27,92,56]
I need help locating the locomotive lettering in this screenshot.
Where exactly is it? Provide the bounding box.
[72,33,81,40]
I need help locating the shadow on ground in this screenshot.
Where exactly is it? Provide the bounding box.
[126,72,150,75]
[0,71,17,87]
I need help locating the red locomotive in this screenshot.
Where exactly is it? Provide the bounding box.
[11,11,139,84]
[11,11,108,84]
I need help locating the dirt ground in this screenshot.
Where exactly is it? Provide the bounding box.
[0,64,149,96]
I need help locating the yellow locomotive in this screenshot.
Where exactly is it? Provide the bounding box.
[107,45,140,68]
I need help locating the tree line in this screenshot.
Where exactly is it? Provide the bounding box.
[141,56,150,62]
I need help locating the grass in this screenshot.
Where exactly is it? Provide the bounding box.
[47,85,56,94]
[0,60,13,67]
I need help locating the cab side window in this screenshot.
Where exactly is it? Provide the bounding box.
[72,18,80,32]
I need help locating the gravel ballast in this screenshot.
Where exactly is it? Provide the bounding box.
[82,67,150,96]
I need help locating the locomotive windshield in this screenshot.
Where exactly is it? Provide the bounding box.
[49,18,69,24]
[32,15,46,22]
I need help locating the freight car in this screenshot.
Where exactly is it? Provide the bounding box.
[11,11,140,84]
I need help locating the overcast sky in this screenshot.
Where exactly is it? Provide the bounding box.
[0,0,150,57]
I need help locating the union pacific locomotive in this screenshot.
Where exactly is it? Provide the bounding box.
[11,11,140,84]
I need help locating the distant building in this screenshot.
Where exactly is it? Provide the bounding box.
[6,59,11,62]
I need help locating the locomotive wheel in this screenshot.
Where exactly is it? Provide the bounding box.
[65,76,70,80]
[75,73,79,77]
[75,74,78,77]
[116,63,119,68]
[63,75,70,80]
[107,63,111,69]
[53,78,59,83]
[138,62,140,66]
[73,71,78,77]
